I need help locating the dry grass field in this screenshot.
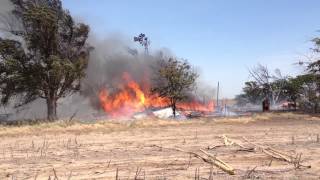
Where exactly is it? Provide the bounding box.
[0,112,320,179]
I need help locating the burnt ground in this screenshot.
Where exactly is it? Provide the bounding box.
[0,112,320,179]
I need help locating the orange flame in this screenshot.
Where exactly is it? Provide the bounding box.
[99,72,214,117]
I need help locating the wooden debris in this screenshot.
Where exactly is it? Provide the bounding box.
[236,147,255,152]
[221,134,234,146]
[151,145,235,175]
[207,144,224,150]
[244,166,258,179]
[221,135,246,148]
[242,137,311,169]
[200,149,235,175]
[220,135,254,152]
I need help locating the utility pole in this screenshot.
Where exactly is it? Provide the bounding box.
[216,81,220,111]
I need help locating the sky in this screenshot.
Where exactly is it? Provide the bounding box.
[62,0,320,98]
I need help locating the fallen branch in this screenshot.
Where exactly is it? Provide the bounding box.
[199,149,235,175]
[242,137,311,169]
[221,135,246,148]
[207,144,224,150]
[151,145,235,175]
[242,137,291,161]
[236,147,255,152]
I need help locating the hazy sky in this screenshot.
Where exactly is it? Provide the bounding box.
[62,0,320,98]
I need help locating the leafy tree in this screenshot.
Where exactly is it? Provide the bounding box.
[280,74,320,112]
[295,37,320,112]
[248,64,288,105]
[235,81,266,106]
[242,81,264,104]
[296,74,320,112]
[282,77,301,109]
[151,58,198,117]
[0,0,91,120]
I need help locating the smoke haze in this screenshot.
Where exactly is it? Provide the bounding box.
[0,3,215,120]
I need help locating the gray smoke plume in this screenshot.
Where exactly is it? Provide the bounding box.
[0,30,216,121]
[0,1,215,120]
[80,35,171,111]
[0,0,13,13]
[0,0,14,35]
[81,35,216,112]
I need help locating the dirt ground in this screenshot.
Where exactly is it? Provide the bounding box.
[0,112,320,179]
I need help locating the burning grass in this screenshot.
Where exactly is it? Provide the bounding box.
[98,72,214,118]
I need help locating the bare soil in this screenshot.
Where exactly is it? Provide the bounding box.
[0,112,320,179]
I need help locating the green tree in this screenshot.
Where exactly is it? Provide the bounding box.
[296,74,320,112]
[281,74,319,112]
[281,77,300,109]
[0,0,91,120]
[235,81,264,105]
[151,58,198,117]
[242,81,264,104]
[297,37,320,112]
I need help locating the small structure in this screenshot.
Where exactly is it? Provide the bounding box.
[152,107,180,119]
[262,98,270,112]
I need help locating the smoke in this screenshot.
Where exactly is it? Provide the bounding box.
[194,81,216,102]
[81,34,216,112]
[80,35,171,111]
[0,0,14,36]
[0,0,13,13]
[0,1,216,120]
[0,33,216,120]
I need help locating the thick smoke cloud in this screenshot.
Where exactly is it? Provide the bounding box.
[0,0,13,13]
[81,35,169,111]
[1,32,216,120]
[81,35,216,111]
[0,0,14,34]
[0,2,215,120]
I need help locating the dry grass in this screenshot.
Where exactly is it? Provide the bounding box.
[0,112,320,179]
[217,112,320,124]
[0,116,207,137]
[1,112,320,137]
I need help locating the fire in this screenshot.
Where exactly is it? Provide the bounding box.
[99,72,214,117]
[177,100,214,112]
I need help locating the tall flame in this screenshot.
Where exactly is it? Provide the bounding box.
[99,72,214,117]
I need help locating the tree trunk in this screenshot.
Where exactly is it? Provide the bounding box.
[171,99,177,118]
[46,96,57,121]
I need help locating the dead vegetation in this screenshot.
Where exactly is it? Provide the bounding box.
[0,112,320,179]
